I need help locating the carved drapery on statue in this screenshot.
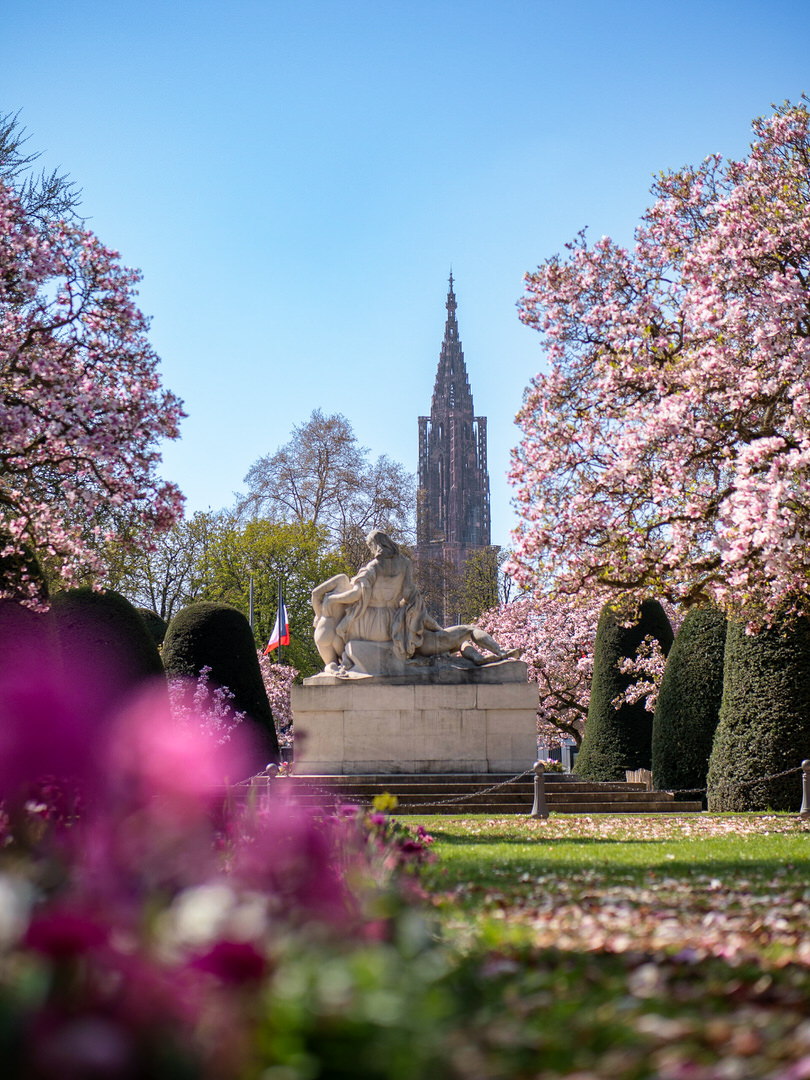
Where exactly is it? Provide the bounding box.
[311,530,519,678]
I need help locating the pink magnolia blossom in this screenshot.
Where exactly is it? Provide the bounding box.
[477,594,602,746]
[478,595,681,745]
[0,179,185,600]
[509,101,810,620]
[257,654,297,748]
[168,666,246,743]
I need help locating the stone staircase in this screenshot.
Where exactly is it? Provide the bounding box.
[247,772,703,815]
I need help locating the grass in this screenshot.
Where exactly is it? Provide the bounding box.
[396,813,810,1079]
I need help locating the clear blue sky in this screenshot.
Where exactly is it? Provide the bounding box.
[2,1,808,546]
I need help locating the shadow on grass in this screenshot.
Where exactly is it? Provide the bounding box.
[416,829,652,848]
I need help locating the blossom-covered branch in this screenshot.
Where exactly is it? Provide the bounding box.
[509,100,810,619]
[0,179,184,599]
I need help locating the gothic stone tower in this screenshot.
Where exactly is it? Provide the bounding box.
[416,274,491,622]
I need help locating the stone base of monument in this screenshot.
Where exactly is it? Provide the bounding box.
[291,659,537,775]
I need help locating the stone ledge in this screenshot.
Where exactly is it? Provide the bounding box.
[303,658,528,686]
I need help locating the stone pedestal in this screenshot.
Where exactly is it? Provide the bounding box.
[291,660,538,775]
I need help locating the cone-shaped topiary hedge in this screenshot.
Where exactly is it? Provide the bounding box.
[707,605,810,811]
[51,587,165,719]
[163,602,279,768]
[138,608,168,648]
[575,599,674,782]
[652,606,727,795]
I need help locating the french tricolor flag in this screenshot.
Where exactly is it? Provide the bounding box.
[263,599,290,655]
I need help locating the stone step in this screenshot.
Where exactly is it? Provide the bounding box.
[245,772,703,814]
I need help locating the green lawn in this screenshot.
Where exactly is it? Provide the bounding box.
[398,813,810,1079]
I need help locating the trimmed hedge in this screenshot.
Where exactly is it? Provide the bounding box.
[138,608,168,648]
[652,606,727,794]
[707,606,810,812]
[0,600,60,676]
[162,602,279,767]
[51,587,165,719]
[575,599,674,782]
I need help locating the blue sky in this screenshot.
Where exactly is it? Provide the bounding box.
[2,0,809,546]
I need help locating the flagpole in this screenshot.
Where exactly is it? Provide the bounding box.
[277,574,283,665]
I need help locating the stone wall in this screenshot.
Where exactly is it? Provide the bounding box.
[291,661,537,775]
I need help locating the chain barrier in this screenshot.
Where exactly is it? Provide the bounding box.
[390,768,534,811]
[670,764,804,797]
[242,763,804,810]
[242,766,535,811]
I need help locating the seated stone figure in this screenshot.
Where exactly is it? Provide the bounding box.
[311,529,519,676]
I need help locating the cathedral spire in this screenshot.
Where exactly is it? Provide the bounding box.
[417,275,491,620]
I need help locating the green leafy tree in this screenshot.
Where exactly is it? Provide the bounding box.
[458,547,506,623]
[102,510,217,621]
[575,600,674,781]
[651,606,727,794]
[202,517,349,678]
[707,604,810,811]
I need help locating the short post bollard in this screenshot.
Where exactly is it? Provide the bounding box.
[530,760,549,820]
[799,760,810,820]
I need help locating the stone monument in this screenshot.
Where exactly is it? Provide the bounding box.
[291,530,538,775]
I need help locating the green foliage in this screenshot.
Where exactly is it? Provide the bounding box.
[458,546,501,623]
[50,587,165,715]
[101,510,217,622]
[201,517,349,677]
[707,605,810,811]
[652,605,727,794]
[162,601,279,766]
[105,514,347,676]
[575,599,674,781]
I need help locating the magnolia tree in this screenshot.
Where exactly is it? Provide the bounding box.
[0,178,184,599]
[258,654,298,749]
[478,594,680,746]
[509,101,810,620]
[478,595,598,746]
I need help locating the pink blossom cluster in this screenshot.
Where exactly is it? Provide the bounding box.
[0,179,185,599]
[478,595,681,743]
[168,665,246,743]
[257,653,297,748]
[613,633,670,712]
[509,101,810,619]
[477,593,602,745]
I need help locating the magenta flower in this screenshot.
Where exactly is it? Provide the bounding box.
[190,939,267,984]
[25,910,108,959]
[230,799,354,927]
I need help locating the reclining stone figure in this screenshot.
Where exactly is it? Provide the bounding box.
[311,529,519,676]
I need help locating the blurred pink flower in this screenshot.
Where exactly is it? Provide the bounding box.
[230,799,353,927]
[107,685,257,821]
